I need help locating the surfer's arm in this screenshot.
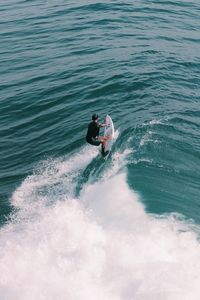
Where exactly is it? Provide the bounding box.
[99,123,107,127]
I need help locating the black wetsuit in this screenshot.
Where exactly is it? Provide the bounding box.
[86,121,101,146]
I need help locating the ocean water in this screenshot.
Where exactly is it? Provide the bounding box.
[0,0,200,299]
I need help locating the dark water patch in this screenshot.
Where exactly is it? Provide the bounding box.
[128,162,200,223]
[0,195,13,227]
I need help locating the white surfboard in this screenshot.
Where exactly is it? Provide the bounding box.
[102,115,115,157]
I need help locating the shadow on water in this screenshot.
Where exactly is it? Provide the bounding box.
[75,149,113,198]
[0,196,15,227]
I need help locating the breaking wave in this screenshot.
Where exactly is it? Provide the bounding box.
[0,146,200,300]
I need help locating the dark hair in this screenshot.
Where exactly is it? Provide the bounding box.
[92,114,98,121]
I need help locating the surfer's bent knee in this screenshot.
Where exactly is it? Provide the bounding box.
[86,137,101,146]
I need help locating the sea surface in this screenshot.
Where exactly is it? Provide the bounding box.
[0,0,200,299]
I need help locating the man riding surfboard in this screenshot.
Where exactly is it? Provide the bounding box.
[86,114,109,147]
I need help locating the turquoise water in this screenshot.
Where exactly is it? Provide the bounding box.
[0,1,200,299]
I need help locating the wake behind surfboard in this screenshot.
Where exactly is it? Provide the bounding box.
[101,115,115,157]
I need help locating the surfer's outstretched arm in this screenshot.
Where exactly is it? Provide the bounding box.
[99,123,107,128]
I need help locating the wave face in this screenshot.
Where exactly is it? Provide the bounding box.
[0,147,200,300]
[0,0,200,298]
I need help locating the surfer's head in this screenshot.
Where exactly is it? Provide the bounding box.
[92,114,99,121]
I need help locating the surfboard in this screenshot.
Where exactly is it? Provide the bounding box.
[101,115,115,157]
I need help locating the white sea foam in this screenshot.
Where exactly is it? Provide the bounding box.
[12,145,98,209]
[141,118,168,129]
[149,119,164,125]
[139,131,153,147]
[131,158,153,165]
[1,148,200,300]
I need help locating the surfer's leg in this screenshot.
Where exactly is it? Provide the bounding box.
[101,143,105,155]
[98,135,111,142]
[89,137,101,146]
[97,136,106,147]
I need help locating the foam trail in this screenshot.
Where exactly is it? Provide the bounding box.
[12,145,98,212]
[1,149,200,300]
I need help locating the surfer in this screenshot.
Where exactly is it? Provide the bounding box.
[86,114,108,146]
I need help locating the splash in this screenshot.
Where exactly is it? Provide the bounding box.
[0,148,200,300]
[12,146,99,211]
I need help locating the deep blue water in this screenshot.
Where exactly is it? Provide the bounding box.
[0,1,200,299]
